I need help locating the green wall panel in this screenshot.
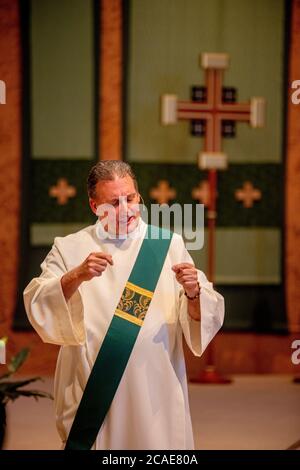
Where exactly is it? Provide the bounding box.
[127,0,284,164]
[187,228,281,285]
[29,161,281,285]
[31,223,89,246]
[31,222,281,286]
[217,285,285,331]
[30,160,95,224]
[14,0,97,329]
[31,0,95,158]
[30,161,282,227]
[124,0,286,330]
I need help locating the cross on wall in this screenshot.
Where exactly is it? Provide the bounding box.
[160,52,266,384]
[161,52,266,281]
[235,181,262,208]
[149,178,262,209]
[49,178,76,205]
[149,180,177,204]
[161,53,265,166]
[191,180,211,207]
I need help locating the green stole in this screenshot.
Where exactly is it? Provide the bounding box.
[65,225,173,450]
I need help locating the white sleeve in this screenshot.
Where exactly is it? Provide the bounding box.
[174,235,225,357]
[23,241,86,346]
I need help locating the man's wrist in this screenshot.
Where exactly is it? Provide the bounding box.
[184,282,201,300]
[62,268,84,287]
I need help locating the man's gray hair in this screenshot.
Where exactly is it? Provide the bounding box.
[87,160,138,198]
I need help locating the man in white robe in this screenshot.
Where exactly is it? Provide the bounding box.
[23,161,224,450]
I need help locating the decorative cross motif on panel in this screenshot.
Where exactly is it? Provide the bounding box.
[149,180,176,204]
[191,180,211,207]
[49,178,76,205]
[235,181,262,208]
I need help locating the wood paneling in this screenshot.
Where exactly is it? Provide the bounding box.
[185,333,298,377]
[286,0,300,333]
[99,0,123,160]
[0,0,58,376]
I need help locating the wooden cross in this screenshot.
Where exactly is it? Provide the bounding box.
[161,53,266,384]
[161,52,266,281]
[149,180,176,204]
[162,53,265,166]
[235,181,262,208]
[49,178,76,205]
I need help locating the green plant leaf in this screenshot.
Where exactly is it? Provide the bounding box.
[9,390,53,400]
[0,377,53,404]
[0,343,53,407]
[7,348,30,374]
[0,377,42,392]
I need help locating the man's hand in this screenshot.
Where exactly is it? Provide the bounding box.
[61,252,113,301]
[172,262,201,321]
[76,252,113,281]
[172,263,199,298]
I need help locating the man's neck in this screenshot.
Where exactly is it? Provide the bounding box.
[95,217,146,244]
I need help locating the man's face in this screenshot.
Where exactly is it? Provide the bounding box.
[89,175,141,235]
